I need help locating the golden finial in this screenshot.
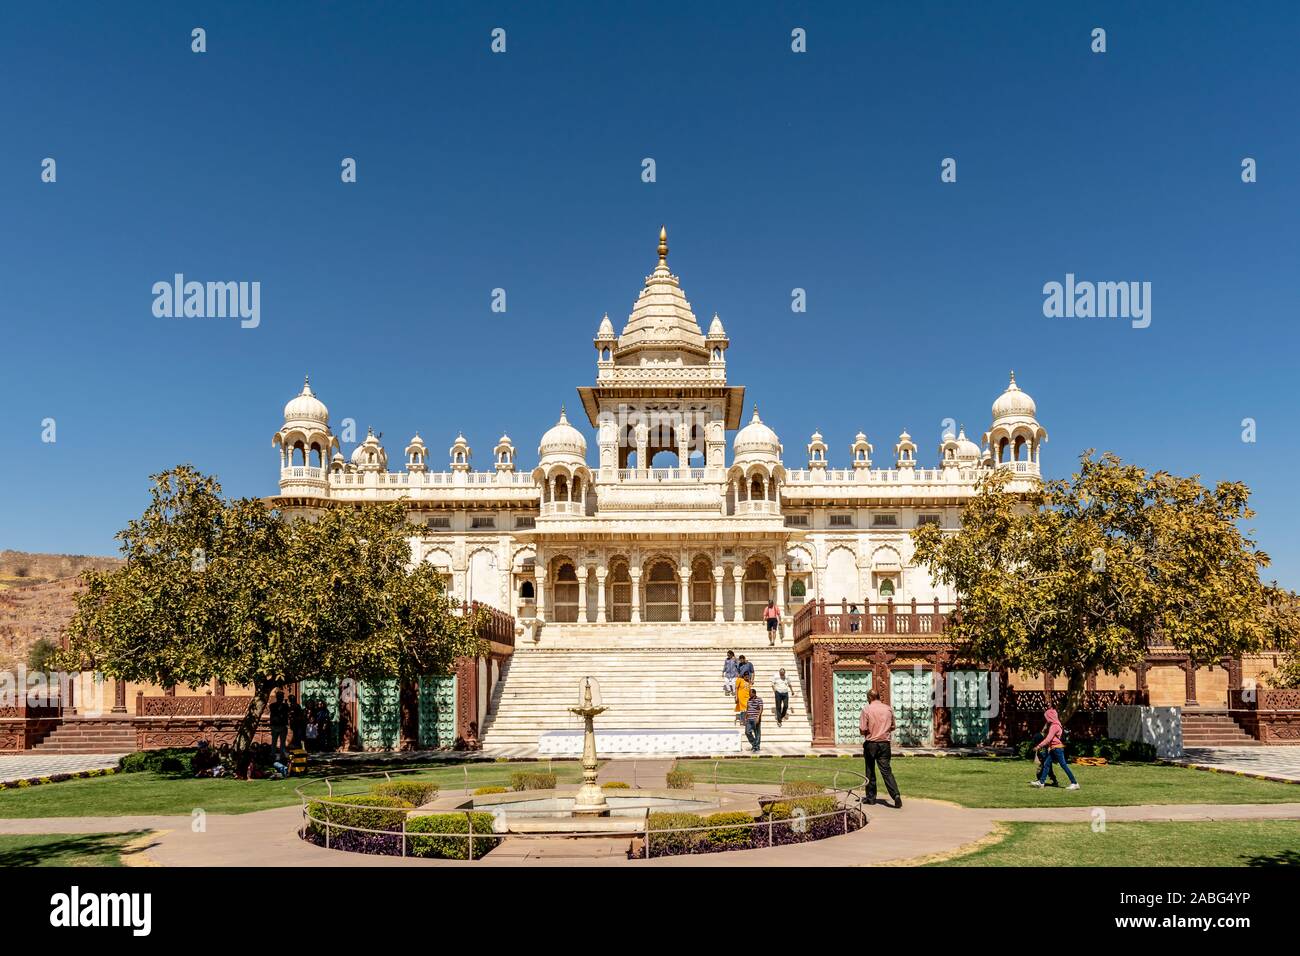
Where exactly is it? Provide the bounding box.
[658,225,668,263]
[1009,370,1017,387]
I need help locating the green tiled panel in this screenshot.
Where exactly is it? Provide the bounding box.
[300,676,340,747]
[833,670,873,744]
[418,675,457,749]
[890,669,934,747]
[949,670,991,745]
[358,678,401,750]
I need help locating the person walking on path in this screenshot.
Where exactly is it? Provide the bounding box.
[771,669,792,726]
[859,690,902,808]
[744,688,764,753]
[763,600,780,645]
[1032,708,1079,790]
[269,690,290,762]
[723,650,739,697]
[734,674,750,723]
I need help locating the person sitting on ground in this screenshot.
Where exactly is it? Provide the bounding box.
[192,740,220,777]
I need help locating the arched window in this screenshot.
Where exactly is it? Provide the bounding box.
[519,580,535,599]
[644,561,680,622]
[750,476,764,500]
[879,578,896,598]
[553,563,579,623]
[690,558,713,621]
[607,561,631,622]
[743,560,771,621]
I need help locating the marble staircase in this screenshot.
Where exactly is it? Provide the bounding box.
[479,630,811,754]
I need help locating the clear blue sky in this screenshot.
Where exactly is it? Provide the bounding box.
[2,2,1297,587]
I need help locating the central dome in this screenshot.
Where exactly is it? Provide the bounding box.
[612,227,708,364]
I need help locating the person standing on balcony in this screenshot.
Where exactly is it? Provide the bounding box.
[723,650,739,697]
[763,600,780,644]
[859,689,902,808]
[771,668,792,726]
[744,687,764,753]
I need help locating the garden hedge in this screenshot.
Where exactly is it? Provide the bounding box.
[370,780,439,806]
[406,812,501,859]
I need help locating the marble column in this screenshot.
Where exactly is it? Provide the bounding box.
[595,566,608,624]
[577,567,589,624]
[534,548,547,624]
[629,567,642,624]
[679,570,691,623]
[713,568,725,623]
[731,565,744,623]
[773,563,786,616]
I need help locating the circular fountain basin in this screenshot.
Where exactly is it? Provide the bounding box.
[461,788,721,835]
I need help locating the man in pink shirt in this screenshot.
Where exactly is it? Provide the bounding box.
[859,689,902,808]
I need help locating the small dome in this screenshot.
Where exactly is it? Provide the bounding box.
[992,371,1037,421]
[707,313,726,337]
[597,313,615,338]
[539,408,587,459]
[734,406,781,459]
[405,433,427,455]
[350,427,386,470]
[283,376,328,425]
[955,427,981,461]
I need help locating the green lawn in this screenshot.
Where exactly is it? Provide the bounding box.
[934,820,1300,867]
[0,760,583,818]
[674,756,1300,808]
[0,831,146,867]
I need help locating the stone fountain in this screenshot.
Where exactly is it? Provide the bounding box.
[569,676,609,816]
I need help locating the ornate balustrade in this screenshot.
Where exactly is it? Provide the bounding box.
[785,467,979,484]
[793,598,956,641]
[136,694,254,717]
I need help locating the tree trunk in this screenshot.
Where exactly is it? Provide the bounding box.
[234,680,273,777]
[1057,667,1089,724]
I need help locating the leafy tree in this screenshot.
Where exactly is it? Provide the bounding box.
[60,466,484,773]
[1262,585,1300,688]
[27,638,59,673]
[912,452,1271,721]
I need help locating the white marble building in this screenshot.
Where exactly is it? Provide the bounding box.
[271,228,1047,645]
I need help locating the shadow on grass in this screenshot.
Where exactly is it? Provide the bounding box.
[1245,849,1300,867]
[0,830,148,867]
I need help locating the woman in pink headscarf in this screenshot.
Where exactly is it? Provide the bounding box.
[1032,708,1079,789]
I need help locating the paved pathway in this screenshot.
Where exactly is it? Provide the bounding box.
[596,759,673,788]
[1175,746,1300,783]
[5,798,1298,868]
[0,753,120,783]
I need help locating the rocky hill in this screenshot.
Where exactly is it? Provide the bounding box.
[0,551,122,672]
